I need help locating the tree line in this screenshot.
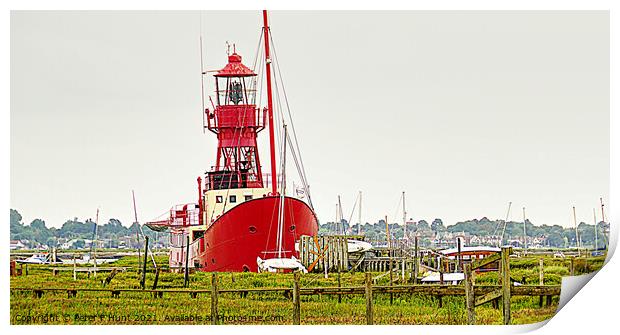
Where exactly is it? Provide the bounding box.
[10,209,161,249]
[319,216,609,249]
[10,208,609,249]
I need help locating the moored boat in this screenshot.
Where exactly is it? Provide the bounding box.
[146,11,318,272]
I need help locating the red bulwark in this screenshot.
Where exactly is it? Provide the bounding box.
[196,196,318,272]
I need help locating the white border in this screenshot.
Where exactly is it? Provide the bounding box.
[3,1,617,334]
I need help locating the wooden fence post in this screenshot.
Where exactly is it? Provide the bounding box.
[457,237,463,272]
[140,236,149,290]
[365,272,373,325]
[538,259,544,307]
[569,257,575,276]
[389,259,394,305]
[438,258,444,308]
[152,268,160,291]
[293,272,301,325]
[501,247,511,325]
[211,272,219,325]
[184,236,190,288]
[464,263,475,325]
[413,236,419,284]
[337,271,342,303]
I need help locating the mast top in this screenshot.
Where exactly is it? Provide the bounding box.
[215,52,256,77]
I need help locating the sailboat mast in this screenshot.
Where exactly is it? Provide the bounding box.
[132,190,142,271]
[358,191,362,235]
[385,215,391,249]
[402,191,407,240]
[522,207,527,254]
[262,10,278,195]
[600,197,607,247]
[593,208,598,251]
[600,197,606,223]
[573,206,580,255]
[499,201,512,247]
[337,195,343,234]
[94,208,99,273]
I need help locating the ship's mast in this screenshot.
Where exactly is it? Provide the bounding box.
[262,10,278,196]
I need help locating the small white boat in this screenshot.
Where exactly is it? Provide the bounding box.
[421,271,522,286]
[60,253,120,265]
[421,272,464,285]
[256,256,307,273]
[347,239,373,253]
[16,253,61,264]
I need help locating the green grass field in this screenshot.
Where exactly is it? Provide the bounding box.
[10,254,606,325]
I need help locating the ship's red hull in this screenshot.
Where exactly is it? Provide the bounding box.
[194,196,318,272]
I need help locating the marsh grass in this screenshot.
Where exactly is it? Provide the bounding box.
[10,254,606,325]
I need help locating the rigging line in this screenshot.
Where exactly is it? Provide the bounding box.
[347,193,360,231]
[278,125,287,190]
[492,203,506,237]
[276,126,284,258]
[269,33,312,200]
[256,43,265,118]
[499,202,512,247]
[264,191,281,257]
[272,60,287,190]
[391,194,403,230]
[251,29,264,75]
[269,32,305,171]
[250,29,264,106]
[287,200,298,253]
[270,82,307,202]
[260,42,285,256]
[270,50,311,209]
[262,72,283,256]
[285,138,312,208]
[285,133,311,206]
[131,191,157,267]
[276,126,288,257]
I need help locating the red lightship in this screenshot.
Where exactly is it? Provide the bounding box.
[146,11,318,272]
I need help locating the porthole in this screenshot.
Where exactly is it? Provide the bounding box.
[211,258,216,264]
[249,226,257,234]
[242,265,250,272]
[289,225,296,232]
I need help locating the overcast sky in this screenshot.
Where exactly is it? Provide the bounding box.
[10,11,609,229]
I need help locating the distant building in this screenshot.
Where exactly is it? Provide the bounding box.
[10,240,26,250]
